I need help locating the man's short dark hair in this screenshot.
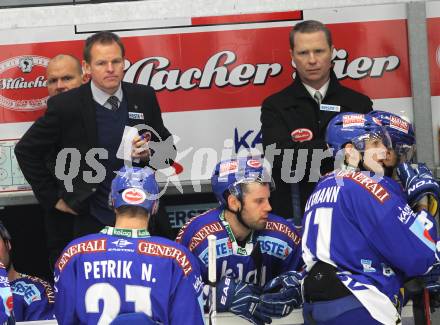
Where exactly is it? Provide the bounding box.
[0,222,11,242]
[83,31,125,63]
[289,20,332,50]
[48,54,83,76]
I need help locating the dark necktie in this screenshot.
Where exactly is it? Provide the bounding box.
[107,96,119,111]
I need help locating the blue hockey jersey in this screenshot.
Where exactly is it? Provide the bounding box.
[302,170,439,324]
[54,227,205,325]
[176,209,302,286]
[11,274,55,321]
[0,263,13,325]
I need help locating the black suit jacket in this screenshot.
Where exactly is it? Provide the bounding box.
[15,81,173,213]
[261,70,373,219]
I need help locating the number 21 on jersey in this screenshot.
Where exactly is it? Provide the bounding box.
[85,283,152,325]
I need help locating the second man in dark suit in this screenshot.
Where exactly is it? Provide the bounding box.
[261,20,373,224]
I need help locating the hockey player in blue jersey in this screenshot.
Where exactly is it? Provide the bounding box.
[369,110,440,216]
[370,110,440,320]
[176,157,303,324]
[0,222,54,322]
[0,262,13,325]
[54,166,205,325]
[301,112,440,324]
[369,110,415,172]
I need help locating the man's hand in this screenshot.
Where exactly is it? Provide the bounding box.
[216,277,271,325]
[396,163,440,215]
[55,198,78,215]
[131,132,151,162]
[257,271,303,318]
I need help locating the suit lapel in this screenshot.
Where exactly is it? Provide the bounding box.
[122,82,141,127]
[80,83,98,146]
[318,71,343,132]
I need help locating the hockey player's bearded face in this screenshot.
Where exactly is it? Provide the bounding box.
[240,183,272,230]
[0,238,11,270]
[362,138,388,175]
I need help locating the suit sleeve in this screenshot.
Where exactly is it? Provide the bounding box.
[14,101,61,210]
[360,96,373,114]
[169,250,205,325]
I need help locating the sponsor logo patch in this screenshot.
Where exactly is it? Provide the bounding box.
[138,241,192,275]
[200,237,231,264]
[265,221,301,245]
[112,238,133,248]
[12,282,41,305]
[389,116,409,134]
[291,128,313,142]
[336,170,390,203]
[397,204,415,224]
[189,222,223,251]
[219,161,239,177]
[409,211,436,251]
[122,188,146,205]
[342,114,365,127]
[247,159,262,168]
[258,236,292,259]
[57,239,107,271]
[381,263,395,277]
[361,259,376,273]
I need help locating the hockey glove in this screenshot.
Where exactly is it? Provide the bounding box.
[257,271,303,318]
[422,263,440,311]
[216,277,271,325]
[396,163,440,215]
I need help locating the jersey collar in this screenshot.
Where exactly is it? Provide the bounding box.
[101,226,150,238]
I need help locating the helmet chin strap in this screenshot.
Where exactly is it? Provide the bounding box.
[3,240,11,272]
[226,200,251,230]
[384,166,394,177]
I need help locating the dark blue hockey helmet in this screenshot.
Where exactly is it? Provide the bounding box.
[326,112,391,156]
[110,166,159,214]
[211,157,273,208]
[369,110,415,161]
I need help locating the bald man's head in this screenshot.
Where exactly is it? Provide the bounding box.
[46,54,83,97]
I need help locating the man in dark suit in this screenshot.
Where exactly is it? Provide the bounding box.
[14,32,174,267]
[261,20,372,225]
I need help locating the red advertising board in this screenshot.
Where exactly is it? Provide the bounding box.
[0,14,410,123]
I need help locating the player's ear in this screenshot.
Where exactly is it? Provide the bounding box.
[5,240,11,251]
[344,143,361,168]
[227,194,240,212]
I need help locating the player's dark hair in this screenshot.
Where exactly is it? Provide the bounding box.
[0,222,11,242]
[83,31,125,63]
[289,20,332,49]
